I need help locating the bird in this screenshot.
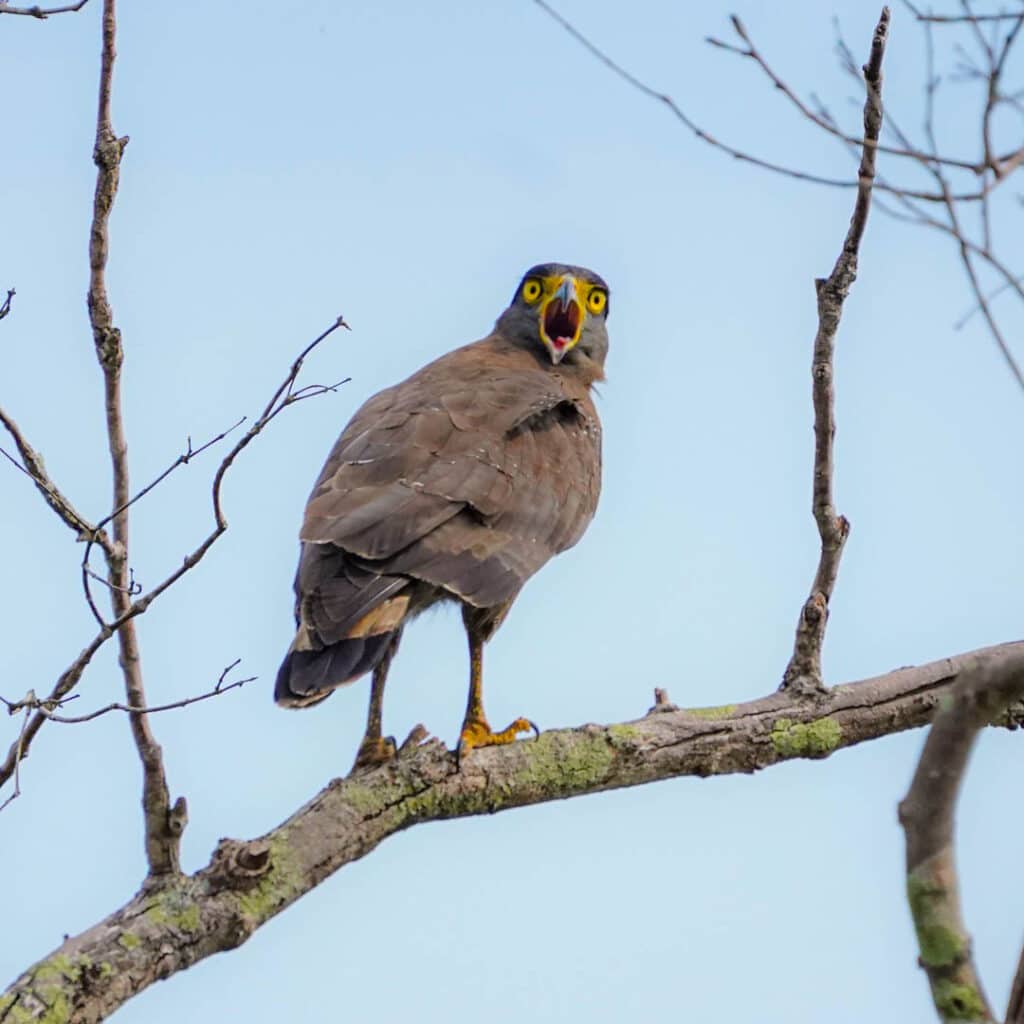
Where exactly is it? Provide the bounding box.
[275,262,609,771]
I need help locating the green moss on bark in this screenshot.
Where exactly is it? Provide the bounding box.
[771,717,842,758]
[235,836,303,923]
[907,870,967,968]
[685,705,738,720]
[931,978,986,1021]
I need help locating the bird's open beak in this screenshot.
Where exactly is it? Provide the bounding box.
[539,275,582,364]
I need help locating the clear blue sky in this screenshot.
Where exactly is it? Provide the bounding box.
[2,2,1023,1021]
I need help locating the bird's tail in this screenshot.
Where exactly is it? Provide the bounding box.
[274,590,410,708]
[274,632,397,708]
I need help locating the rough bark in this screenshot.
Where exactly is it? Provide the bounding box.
[3,639,1022,1024]
[899,651,1024,1022]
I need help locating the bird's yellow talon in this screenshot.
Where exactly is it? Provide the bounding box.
[350,734,397,774]
[458,716,536,755]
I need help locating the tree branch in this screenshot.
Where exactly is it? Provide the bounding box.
[531,0,994,204]
[0,405,113,551]
[0,660,253,728]
[903,1,1024,24]
[0,0,89,17]
[84,0,181,879]
[0,315,349,804]
[79,416,245,628]
[3,638,1023,1022]
[781,8,889,694]
[898,647,1024,1022]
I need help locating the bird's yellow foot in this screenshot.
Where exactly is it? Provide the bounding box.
[350,734,397,774]
[457,716,538,763]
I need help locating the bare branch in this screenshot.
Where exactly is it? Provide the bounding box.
[947,199,1024,388]
[0,708,30,813]
[898,649,1024,1022]
[0,405,112,549]
[82,0,184,879]
[0,662,254,727]
[0,629,110,795]
[531,0,999,204]
[79,416,245,628]
[5,638,1024,1021]
[0,288,13,320]
[781,8,890,695]
[904,1,1024,24]
[710,14,996,175]
[0,0,88,17]
[953,272,1024,327]
[0,316,350,801]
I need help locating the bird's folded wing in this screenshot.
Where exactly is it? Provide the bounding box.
[299,336,601,607]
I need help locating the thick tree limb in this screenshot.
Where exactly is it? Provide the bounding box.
[899,648,1024,1022]
[781,8,889,694]
[3,639,1022,1023]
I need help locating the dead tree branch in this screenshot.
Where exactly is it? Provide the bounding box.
[0,661,253,730]
[3,638,1022,1023]
[532,0,995,203]
[79,416,245,628]
[0,0,89,17]
[0,405,113,550]
[903,2,1024,25]
[0,315,349,804]
[781,8,889,694]
[536,3,1024,391]
[83,0,183,880]
[898,646,1024,1022]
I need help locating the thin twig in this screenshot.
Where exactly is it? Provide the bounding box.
[709,14,990,174]
[840,11,1024,391]
[0,709,30,813]
[0,316,350,798]
[37,670,253,725]
[0,288,13,320]
[781,8,890,694]
[904,0,1024,23]
[530,0,999,204]
[0,0,89,16]
[79,416,246,628]
[0,667,251,813]
[0,405,114,552]
[954,272,1024,327]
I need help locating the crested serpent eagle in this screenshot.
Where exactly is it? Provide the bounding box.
[275,263,610,769]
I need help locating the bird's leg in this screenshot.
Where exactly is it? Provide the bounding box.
[350,633,400,773]
[457,610,537,759]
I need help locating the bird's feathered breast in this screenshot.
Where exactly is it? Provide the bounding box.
[299,332,602,609]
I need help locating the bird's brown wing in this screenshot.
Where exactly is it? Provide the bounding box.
[296,334,602,645]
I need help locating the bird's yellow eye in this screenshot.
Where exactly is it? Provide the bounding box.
[522,279,543,304]
[587,289,608,315]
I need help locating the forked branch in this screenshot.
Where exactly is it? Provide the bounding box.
[0,315,350,805]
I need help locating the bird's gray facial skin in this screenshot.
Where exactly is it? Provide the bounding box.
[496,261,610,371]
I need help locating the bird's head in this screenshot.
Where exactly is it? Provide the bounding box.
[496,263,610,369]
